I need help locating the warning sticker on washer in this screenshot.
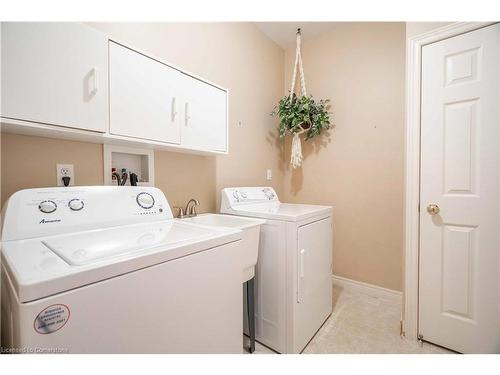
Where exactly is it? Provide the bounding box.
[34,304,70,334]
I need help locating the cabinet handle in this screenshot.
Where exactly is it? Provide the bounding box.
[184,102,191,126]
[91,68,98,95]
[171,97,177,122]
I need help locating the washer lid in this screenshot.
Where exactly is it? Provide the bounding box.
[230,202,332,222]
[1,220,242,302]
[42,221,214,266]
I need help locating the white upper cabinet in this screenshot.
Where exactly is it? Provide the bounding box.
[180,74,228,152]
[1,23,229,155]
[110,41,227,151]
[1,23,108,132]
[109,42,181,144]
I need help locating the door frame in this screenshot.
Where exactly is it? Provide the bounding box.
[404,21,496,340]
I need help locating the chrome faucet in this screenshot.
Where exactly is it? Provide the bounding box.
[185,198,200,217]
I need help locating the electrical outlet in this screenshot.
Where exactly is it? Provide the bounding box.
[56,164,74,186]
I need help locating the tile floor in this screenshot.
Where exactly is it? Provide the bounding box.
[244,284,454,354]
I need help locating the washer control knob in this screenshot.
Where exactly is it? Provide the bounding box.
[68,199,84,211]
[39,200,57,214]
[136,192,155,209]
[232,190,240,202]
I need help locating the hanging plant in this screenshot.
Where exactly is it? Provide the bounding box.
[272,93,331,141]
[271,28,333,168]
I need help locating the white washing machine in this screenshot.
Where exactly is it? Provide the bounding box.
[220,187,333,353]
[0,186,245,353]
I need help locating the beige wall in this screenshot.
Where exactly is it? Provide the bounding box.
[1,133,104,203]
[283,23,406,291]
[1,23,285,212]
[0,133,219,213]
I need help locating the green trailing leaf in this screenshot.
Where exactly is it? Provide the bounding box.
[271,93,332,141]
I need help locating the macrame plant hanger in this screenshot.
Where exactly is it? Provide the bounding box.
[289,28,307,169]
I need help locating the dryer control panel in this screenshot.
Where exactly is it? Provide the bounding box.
[1,186,172,241]
[220,187,279,211]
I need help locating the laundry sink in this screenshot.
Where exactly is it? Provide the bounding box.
[180,214,264,282]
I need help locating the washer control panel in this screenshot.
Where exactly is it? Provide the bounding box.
[1,186,172,241]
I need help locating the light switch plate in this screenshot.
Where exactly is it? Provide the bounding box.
[266,169,272,181]
[56,164,74,186]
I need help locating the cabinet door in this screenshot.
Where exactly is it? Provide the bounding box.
[1,23,108,132]
[180,74,227,152]
[294,217,333,353]
[109,42,181,144]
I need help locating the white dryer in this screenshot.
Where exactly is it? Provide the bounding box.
[221,187,333,353]
[1,186,245,353]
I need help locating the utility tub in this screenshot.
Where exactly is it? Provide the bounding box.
[180,213,264,282]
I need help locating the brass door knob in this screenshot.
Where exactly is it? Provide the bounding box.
[426,204,440,215]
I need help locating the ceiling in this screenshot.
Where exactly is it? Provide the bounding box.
[255,22,336,49]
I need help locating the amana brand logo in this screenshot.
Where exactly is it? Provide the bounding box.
[39,218,61,224]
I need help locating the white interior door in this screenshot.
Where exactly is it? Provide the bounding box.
[180,74,227,152]
[419,24,500,353]
[109,42,181,144]
[1,23,108,132]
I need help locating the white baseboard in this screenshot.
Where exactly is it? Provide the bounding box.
[332,274,403,303]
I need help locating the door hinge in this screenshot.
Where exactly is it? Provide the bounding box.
[400,320,405,337]
[417,333,424,347]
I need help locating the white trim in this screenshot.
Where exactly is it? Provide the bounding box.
[404,22,495,341]
[332,275,402,303]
